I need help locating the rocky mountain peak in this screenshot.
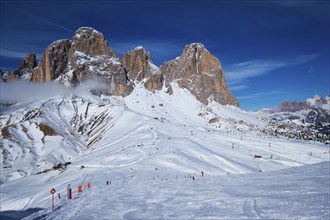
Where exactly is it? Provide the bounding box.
[134,46,146,52]
[277,95,330,112]
[72,27,115,57]
[161,43,238,106]
[16,52,37,81]
[32,39,71,82]
[19,53,37,70]
[277,100,310,112]
[121,46,166,92]
[4,27,238,107]
[1,53,37,82]
[121,46,151,81]
[30,27,132,96]
[183,42,205,52]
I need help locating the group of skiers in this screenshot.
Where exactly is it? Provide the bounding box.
[60,171,205,202]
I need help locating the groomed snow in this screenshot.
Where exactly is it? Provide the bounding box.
[3,162,329,219]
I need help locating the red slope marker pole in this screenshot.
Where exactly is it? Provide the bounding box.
[50,188,56,212]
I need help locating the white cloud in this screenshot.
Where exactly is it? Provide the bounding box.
[296,54,319,63]
[237,91,283,100]
[229,84,249,91]
[226,59,288,83]
[22,10,74,34]
[225,54,318,90]
[0,48,36,59]
[0,46,43,60]
[0,80,107,103]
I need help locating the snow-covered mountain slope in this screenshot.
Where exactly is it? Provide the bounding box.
[1,83,328,182]
[0,83,329,218]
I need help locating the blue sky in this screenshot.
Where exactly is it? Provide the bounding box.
[0,0,329,110]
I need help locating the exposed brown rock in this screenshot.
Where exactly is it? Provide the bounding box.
[10,28,237,106]
[144,74,164,91]
[3,70,16,81]
[3,53,37,81]
[121,47,149,81]
[71,27,115,57]
[70,49,133,96]
[32,40,71,82]
[19,53,37,70]
[277,100,310,112]
[31,27,132,96]
[121,47,167,92]
[161,43,238,106]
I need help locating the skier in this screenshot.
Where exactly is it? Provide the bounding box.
[201,171,204,177]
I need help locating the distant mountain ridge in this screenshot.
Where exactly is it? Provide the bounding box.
[1,27,238,107]
[277,95,330,112]
[261,95,330,142]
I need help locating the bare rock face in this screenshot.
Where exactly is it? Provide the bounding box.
[16,52,37,81]
[277,100,310,112]
[121,47,149,81]
[10,27,237,106]
[70,50,133,96]
[121,47,166,91]
[2,70,16,82]
[3,53,37,82]
[18,53,37,71]
[71,27,115,57]
[69,27,132,96]
[32,27,132,96]
[144,74,162,91]
[33,40,71,82]
[161,43,238,106]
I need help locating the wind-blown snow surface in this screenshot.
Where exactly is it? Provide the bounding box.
[0,83,329,219]
[19,162,330,219]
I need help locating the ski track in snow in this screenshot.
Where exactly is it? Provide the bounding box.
[15,162,330,220]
